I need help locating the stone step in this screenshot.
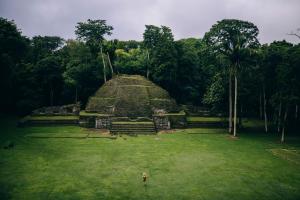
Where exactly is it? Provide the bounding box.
[111,128,155,130]
[112,128,155,131]
[111,130,156,134]
[111,126,156,129]
[112,122,154,124]
[111,121,156,134]
[112,123,154,127]
[111,124,155,127]
[111,127,155,130]
[111,130,156,133]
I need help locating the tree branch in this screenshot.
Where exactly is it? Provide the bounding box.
[287,33,300,39]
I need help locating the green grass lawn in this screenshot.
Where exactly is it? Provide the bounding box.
[0,119,300,200]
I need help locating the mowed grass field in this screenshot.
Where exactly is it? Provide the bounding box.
[0,119,300,200]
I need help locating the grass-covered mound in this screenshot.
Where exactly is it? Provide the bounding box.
[85,75,178,117]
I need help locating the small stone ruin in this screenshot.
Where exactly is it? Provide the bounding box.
[32,103,80,116]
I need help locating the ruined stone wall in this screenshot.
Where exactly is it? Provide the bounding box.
[153,116,170,130]
[153,112,187,130]
[32,103,80,116]
[95,117,111,129]
[79,114,112,129]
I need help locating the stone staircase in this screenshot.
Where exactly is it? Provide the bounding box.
[110,121,156,135]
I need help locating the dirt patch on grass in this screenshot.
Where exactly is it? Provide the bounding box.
[269,148,300,165]
[227,135,239,140]
[85,128,110,134]
[158,129,177,134]
[85,129,117,139]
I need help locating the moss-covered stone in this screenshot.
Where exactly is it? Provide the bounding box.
[85,75,179,117]
[32,103,80,116]
[153,111,187,129]
[79,114,112,129]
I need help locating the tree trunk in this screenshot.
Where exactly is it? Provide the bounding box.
[100,46,106,83]
[296,104,298,119]
[229,72,233,134]
[263,85,268,133]
[75,87,78,103]
[259,92,263,119]
[277,100,282,133]
[233,75,238,137]
[281,106,288,143]
[50,87,54,106]
[238,104,243,128]
[106,52,114,75]
[146,50,150,79]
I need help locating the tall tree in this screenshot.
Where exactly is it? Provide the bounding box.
[253,46,270,133]
[289,44,300,123]
[175,38,207,104]
[0,17,29,113]
[114,48,147,75]
[204,19,259,136]
[31,36,64,62]
[33,56,63,106]
[75,19,113,82]
[75,19,113,53]
[267,41,298,142]
[62,40,91,103]
[143,25,178,94]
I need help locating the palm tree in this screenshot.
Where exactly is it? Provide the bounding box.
[204,19,259,136]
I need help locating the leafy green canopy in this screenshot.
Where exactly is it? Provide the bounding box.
[0,18,29,112]
[75,19,113,55]
[204,19,259,69]
[143,25,178,94]
[75,19,113,43]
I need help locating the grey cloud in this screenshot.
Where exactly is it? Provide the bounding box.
[0,0,299,44]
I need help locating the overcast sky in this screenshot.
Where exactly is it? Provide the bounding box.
[0,0,299,44]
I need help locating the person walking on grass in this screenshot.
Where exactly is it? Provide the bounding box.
[142,172,147,184]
